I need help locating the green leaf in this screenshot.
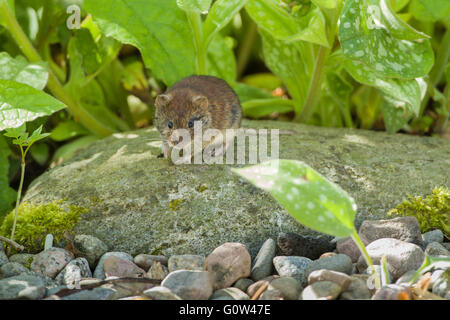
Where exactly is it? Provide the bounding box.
[29,142,49,166]
[206,34,236,83]
[28,124,50,145]
[50,120,89,142]
[339,0,434,79]
[0,52,48,90]
[203,0,248,47]
[3,122,25,138]
[176,0,212,13]
[0,134,16,218]
[381,97,412,133]
[0,79,66,131]
[232,159,357,237]
[241,98,294,118]
[416,0,450,22]
[390,0,410,12]
[312,0,338,10]
[84,0,195,86]
[0,0,15,27]
[343,58,423,116]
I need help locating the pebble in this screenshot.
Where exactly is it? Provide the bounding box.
[425,242,450,256]
[430,270,445,287]
[395,270,417,284]
[93,252,134,279]
[336,236,367,262]
[306,254,353,277]
[146,261,169,280]
[308,269,352,291]
[422,230,444,246]
[73,235,108,269]
[251,238,276,281]
[9,253,35,268]
[339,276,371,300]
[61,287,115,300]
[442,243,450,251]
[273,256,312,286]
[259,289,284,300]
[143,286,182,300]
[0,262,30,278]
[233,278,254,292]
[320,252,336,259]
[0,242,9,267]
[432,269,449,298]
[277,232,335,260]
[211,287,250,300]
[161,270,214,300]
[362,265,393,286]
[356,238,424,280]
[168,254,205,272]
[134,254,168,271]
[372,284,412,300]
[301,281,341,300]
[206,242,251,290]
[55,257,92,286]
[247,276,278,297]
[103,255,146,278]
[358,217,424,248]
[102,280,156,299]
[269,276,302,300]
[0,274,46,299]
[31,248,73,279]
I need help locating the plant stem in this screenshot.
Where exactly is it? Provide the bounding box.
[0,0,113,137]
[0,236,24,252]
[9,154,25,250]
[351,229,381,289]
[297,46,330,122]
[237,20,257,79]
[187,11,206,75]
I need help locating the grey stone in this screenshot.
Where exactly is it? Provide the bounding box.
[146,261,169,280]
[432,269,450,298]
[93,252,133,279]
[162,270,214,300]
[0,274,46,299]
[269,276,302,300]
[251,238,276,281]
[362,265,393,286]
[442,243,450,251]
[143,286,182,300]
[73,234,108,269]
[61,287,115,300]
[233,278,254,292]
[55,258,92,286]
[357,238,424,280]
[0,262,30,278]
[211,287,250,300]
[336,237,366,263]
[247,276,278,297]
[273,256,312,286]
[395,270,417,284]
[359,217,424,248]
[339,276,371,300]
[425,242,450,257]
[0,242,8,267]
[168,254,205,272]
[372,284,412,300]
[103,255,145,278]
[422,230,444,246]
[277,233,335,260]
[9,254,35,268]
[134,254,168,271]
[31,248,73,279]
[22,120,450,257]
[308,269,352,291]
[306,254,353,277]
[430,270,445,287]
[301,281,341,300]
[259,289,284,300]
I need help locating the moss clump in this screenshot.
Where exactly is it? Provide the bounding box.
[388,187,450,238]
[169,199,183,211]
[0,200,88,253]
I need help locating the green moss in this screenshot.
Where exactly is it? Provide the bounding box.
[169,199,183,211]
[0,200,88,253]
[195,184,208,193]
[388,187,450,237]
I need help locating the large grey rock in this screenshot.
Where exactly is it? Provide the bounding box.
[93,252,134,279]
[0,274,46,299]
[22,120,450,256]
[161,270,214,300]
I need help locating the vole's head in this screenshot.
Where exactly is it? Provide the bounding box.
[154,91,212,147]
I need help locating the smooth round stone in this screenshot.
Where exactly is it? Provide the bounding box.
[93,252,134,279]
[55,257,92,286]
[251,238,276,281]
[233,278,254,293]
[211,287,250,300]
[425,242,450,256]
[432,270,450,298]
[247,276,278,297]
[372,284,412,300]
[336,237,366,263]
[269,276,302,300]
[422,230,444,246]
[273,256,312,286]
[103,255,145,278]
[0,274,46,299]
[308,269,352,291]
[9,253,35,268]
[259,289,284,300]
[61,287,115,300]
[73,235,108,269]
[306,254,353,277]
[31,248,73,279]
[134,254,168,271]
[143,286,182,300]
[168,254,205,272]
[395,270,417,284]
[162,270,214,300]
[301,281,341,300]
[0,262,30,278]
[339,276,371,300]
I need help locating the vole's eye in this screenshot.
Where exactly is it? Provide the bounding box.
[188,121,194,128]
[168,121,173,129]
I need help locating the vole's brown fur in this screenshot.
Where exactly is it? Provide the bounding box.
[154,75,242,158]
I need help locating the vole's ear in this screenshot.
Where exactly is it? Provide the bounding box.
[155,94,172,108]
[192,95,208,109]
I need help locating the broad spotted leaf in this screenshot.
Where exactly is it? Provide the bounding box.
[0,52,48,90]
[206,34,236,83]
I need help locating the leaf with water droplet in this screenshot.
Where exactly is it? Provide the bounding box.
[232,159,357,237]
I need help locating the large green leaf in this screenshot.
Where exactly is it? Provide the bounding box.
[176,0,212,13]
[203,0,248,47]
[381,96,412,133]
[0,52,48,90]
[0,0,15,27]
[339,0,434,79]
[0,135,16,218]
[232,159,357,237]
[0,79,66,130]
[206,34,236,83]
[416,0,450,22]
[84,0,195,86]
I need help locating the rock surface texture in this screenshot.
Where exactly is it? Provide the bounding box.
[22,120,450,256]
